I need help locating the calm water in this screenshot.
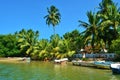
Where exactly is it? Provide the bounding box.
[0,61,120,80]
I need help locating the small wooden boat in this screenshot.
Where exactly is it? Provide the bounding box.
[110,63,120,74]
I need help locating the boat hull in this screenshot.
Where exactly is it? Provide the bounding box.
[110,63,120,74]
[111,68,120,74]
[54,58,68,64]
[94,61,112,69]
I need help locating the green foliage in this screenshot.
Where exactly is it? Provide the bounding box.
[63,30,83,51]
[0,34,20,57]
[110,37,120,52]
[32,39,51,60]
[79,11,101,52]
[50,34,61,48]
[16,29,39,57]
[79,0,120,52]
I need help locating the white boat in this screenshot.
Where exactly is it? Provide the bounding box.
[54,58,68,64]
[110,63,120,74]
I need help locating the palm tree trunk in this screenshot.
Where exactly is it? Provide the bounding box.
[53,27,56,35]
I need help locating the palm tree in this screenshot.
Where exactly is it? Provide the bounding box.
[44,5,61,35]
[79,11,101,52]
[55,39,75,59]
[17,29,39,57]
[32,39,52,60]
[97,0,120,49]
[49,34,61,59]
[97,0,113,15]
[98,0,120,29]
[50,34,61,48]
[63,30,84,52]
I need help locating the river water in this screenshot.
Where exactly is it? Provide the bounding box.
[0,61,120,80]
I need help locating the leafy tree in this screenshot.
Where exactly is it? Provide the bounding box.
[0,34,20,57]
[63,30,83,52]
[110,36,120,61]
[110,37,120,52]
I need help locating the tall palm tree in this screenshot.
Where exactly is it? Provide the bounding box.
[79,11,101,52]
[44,5,61,35]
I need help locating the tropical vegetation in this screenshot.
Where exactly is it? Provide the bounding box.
[0,0,120,61]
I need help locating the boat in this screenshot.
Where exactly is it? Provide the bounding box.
[94,61,113,69]
[72,60,82,66]
[110,63,120,74]
[54,58,68,64]
[72,60,95,67]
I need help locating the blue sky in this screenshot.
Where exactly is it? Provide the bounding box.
[0,0,119,39]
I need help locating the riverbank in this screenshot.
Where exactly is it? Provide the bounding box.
[0,57,30,63]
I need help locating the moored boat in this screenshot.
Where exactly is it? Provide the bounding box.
[54,58,68,64]
[110,63,120,74]
[72,60,82,66]
[94,61,113,69]
[72,60,95,67]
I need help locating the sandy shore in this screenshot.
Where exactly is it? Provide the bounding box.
[0,57,30,63]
